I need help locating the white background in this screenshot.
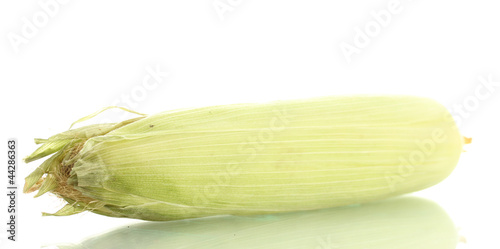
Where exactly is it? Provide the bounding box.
[1,1,499,248]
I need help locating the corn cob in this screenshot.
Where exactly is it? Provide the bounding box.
[24,95,466,221]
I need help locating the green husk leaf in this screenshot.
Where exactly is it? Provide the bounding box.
[24,151,62,193]
[42,203,86,217]
[34,174,58,198]
[24,139,74,163]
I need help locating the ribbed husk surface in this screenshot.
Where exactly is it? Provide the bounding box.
[24,95,464,221]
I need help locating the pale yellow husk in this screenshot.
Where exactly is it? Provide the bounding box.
[24,95,465,221]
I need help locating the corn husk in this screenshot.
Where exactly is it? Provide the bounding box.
[24,95,465,221]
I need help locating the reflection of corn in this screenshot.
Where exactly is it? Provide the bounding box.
[52,197,459,249]
[24,95,464,221]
